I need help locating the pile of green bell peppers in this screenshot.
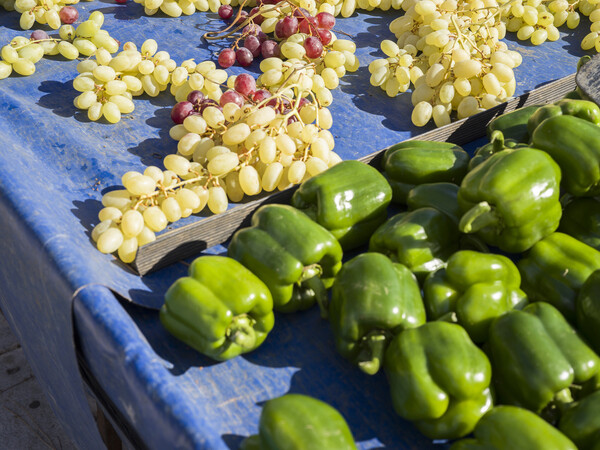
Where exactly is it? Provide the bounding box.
[158,98,600,448]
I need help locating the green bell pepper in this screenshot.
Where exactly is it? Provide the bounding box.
[160,256,275,361]
[518,232,600,322]
[406,182,461,223]
[369,207,459,281]
[228,204,342,314]
[382,140,469,204]
[488,302,600,415]
[384,321,493,440]
[451,406,577,450]
[559,390,600,450]
[487,105,541,143]
[457,146,562,253]
[291,160,392,250]
[528,99,600,136]
[240,394,356,450]
[577,269,600,354]
[531,115,600,197]
[559,197,600,251]
[423,250,528,343]
[468,130,527,171]
[329,252,425,375]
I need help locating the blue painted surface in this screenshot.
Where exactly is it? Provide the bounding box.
[0,2,592,449]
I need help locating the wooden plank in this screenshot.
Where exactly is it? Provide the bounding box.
[132,73,577,275]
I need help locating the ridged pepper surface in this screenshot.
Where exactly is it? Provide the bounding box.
[423,250,528,343]
[228,204,342,314]
[382,140,469,204]
[291,160,391,250]
[486,104,541,143]
[160,256,275,361]
[577,269,600,354]
[488,302,600,414]
[384,321,493,440]
[457,146,562,253]
[527,98,600,135]
[329,252,425,375]
[559,390,600,450]
[369,207,459,281]
[518,232,600,322]
[559,197,600,251]
[451,406,576,450]
[240,394,356,450]
[531,115,600,197]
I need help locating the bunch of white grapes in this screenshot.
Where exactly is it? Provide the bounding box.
[93,70,340,263]
[370,0,522,127]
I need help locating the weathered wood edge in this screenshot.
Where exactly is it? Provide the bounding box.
[132,73,577,275]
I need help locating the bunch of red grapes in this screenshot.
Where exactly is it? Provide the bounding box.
[216,2,336,69]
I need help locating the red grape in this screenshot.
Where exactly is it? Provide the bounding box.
[250,7,264,25]
[317,29,332,45]
[235,47,254,67]
[59,6,78,24]
[242,24,261,36]
[220,90,245,108]
[298,17,318,34]
[293,7,311,18]
[234,73,257,97]
[115,0,127,3]
[261,40,280,58]
[233,10,248,25]
[297,97,310,110]
[275,16,299,39]
[252,89,272,103]
[316,12,335,29]
[244,35,261,57]
[304,36,323,59]
[171,101,194,124]
[187,90,205,106]
[218,48,236,68]
[218,5,233,19]
[199,99,222,114]
[30,30,49,41]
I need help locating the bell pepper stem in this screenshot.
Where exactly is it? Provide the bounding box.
[357,331,390,375]
[490,130,505,153]
[553,388,574,412]
[459,201,499,234]
[227,315,257,350]
[301,263,323,282]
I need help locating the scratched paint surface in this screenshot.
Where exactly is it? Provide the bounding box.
[0,3,591,449]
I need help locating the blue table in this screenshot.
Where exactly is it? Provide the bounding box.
[0,3,590,448]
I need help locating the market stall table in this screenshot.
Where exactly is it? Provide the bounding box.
[0,3,590,448]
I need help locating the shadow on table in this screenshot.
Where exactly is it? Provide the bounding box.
[126,105,174,166]
[37,80,89,122]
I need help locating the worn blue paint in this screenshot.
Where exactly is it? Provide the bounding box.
[0,2,591,449]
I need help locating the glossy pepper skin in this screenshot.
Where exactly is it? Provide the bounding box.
[240,394,357,450]
[559,390,600,450]
[329,252,426,375]
[531,115,600,197]
[457,147,562,253]
[382,140,469,204]
[369,207,459,281]
[423,250,528,343]
[384,321,493,440]
[486,104,541,143]
[228,204,342,314]
[528,99,600,135]
[468,130,527,171]
[559,197,600,250]
[406,182,461,223]
[577,269,600,354]
[160,256,275,361]
[451,406,577,450]
[488,302,600,414]
[291,160,392,250]
[518,232,600,322]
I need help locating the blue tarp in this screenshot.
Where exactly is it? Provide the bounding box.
[0,3,589,448]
